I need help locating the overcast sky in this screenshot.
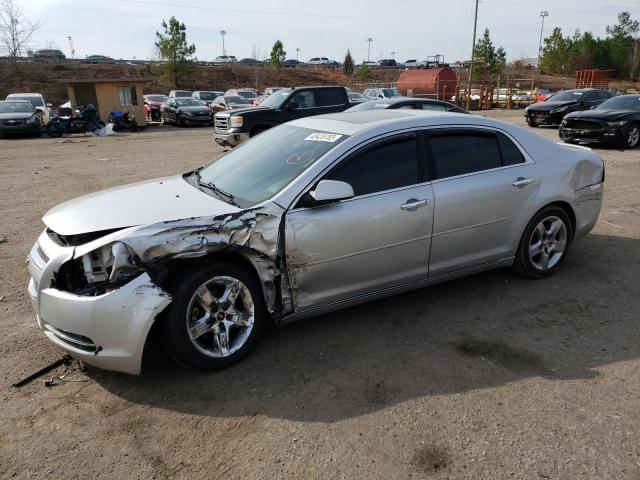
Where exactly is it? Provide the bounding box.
[23,0,640,62]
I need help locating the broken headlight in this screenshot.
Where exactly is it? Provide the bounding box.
[58,242,145,295]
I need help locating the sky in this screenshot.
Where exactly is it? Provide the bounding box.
[21,0,640,63]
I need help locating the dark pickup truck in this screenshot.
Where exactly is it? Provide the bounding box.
[214,86,350,147]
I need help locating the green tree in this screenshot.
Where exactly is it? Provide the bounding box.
[357,60,370,81]
[472,28,506,78]
[343,49,354,77]
[606,12,639,79]
[606,11,639,38]
[270,40,286,70]
[540,27,572,74]
[154,17,196,88]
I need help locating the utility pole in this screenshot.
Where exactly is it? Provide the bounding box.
[466,0,479,111]
[296,47,300,60]
[391,51,396,60]
[537,11,549,71]
[367,37,373,62]
[220,30,226,57]
[67,36,75,59]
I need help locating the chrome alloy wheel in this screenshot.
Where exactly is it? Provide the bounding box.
[186,276,255,358]
[628,125,639,148]
[528,216,568,271]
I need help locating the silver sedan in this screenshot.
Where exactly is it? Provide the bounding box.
[27,110,604,373]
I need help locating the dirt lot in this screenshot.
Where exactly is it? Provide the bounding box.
[1,111,639,479]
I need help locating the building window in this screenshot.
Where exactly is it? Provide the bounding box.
[118,86,138,106]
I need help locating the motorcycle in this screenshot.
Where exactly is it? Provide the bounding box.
[45,104,105,137]
[108,111,138,132]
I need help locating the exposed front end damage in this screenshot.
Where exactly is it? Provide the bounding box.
[28,202,291,374]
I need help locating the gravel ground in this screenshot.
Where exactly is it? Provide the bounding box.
[1,112,639,479]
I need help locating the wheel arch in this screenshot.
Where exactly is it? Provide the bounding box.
[249,123,276,137]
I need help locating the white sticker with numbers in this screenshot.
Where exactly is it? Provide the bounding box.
[304,132,343,142]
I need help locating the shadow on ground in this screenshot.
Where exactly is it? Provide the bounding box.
[92,233,639,422]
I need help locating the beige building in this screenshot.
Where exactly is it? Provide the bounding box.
[61,78,152,126]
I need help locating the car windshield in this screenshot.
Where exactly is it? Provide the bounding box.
[238,91,258,99]
[226,96,249,104]
[175,98,203,106]
[598,95,640,111]
[198,92,218,100]
[0,101,34,113]
[9,96,44,106]
[548,91,584,102]
[382,89,400,97]
[259,89,292,108]
[347,101,391,112]
[174,91,192,97]
[147,95,167,103]
[196,125,348,207]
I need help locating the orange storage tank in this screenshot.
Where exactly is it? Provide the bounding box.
[397,67,458,100]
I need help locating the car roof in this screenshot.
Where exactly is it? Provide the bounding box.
[1,99,31,103]
[7,93,42,97]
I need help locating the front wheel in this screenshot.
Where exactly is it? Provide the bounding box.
[625,123,639,149]
[163,263,267,370]
[513,206,572,279]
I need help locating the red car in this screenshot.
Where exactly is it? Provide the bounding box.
[210,95,253,112]
[225,88,260,103]
[143,94,168,122]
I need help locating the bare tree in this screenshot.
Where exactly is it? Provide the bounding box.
[0,0,42,72]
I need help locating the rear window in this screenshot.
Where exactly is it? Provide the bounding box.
[316,89,344,107]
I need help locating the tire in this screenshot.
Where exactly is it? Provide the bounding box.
[513,205,573,279]
[129,119,138,132]
[163,262,267,370]
[526,119,538,128]
[626,123,639,149]
[46,126,64,138]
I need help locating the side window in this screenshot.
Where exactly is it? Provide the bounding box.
[497,132,525,166]
[291,91,315,108]
[327,137,419,196]
[429,132,502,179]
[316,89,344,107]
[596,91,610,100]
[583,92,596,103]
[421,103,447,111]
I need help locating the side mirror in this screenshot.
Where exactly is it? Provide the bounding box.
[310,180,354,204]
[286,101,299,111]
[590,105,597,109]
[46,103,52,108]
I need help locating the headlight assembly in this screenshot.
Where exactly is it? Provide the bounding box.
[551,105,569,114]
[606,120,628,127]
[230,116,243,127]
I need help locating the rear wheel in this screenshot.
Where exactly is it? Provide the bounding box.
[164,263,267,370]
[513,206,572,279]
[626,123,639,148]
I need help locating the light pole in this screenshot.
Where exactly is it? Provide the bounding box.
[296,47,300,60]
[466,0,479,110]
[67,36,75,59]
[220,30,226,57]
[537,11,549,71]
[366,37,373,62]
[390,51,396,60]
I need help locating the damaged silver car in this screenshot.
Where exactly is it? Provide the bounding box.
[27,110,604,374]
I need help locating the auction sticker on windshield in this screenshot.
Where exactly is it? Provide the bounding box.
[304,132,343,142]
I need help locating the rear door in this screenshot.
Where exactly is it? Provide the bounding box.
[426,128,541,276]
[314,88,348,114]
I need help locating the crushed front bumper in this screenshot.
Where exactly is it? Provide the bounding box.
[525,111,565,127]
[27,230,171,375]
[559,120,627,146]
[214,131,249,147]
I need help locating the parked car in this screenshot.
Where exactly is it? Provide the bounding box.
[347,97,468,113]
[238,58,261,64]
[143,95,167,123]
[86,55,113,64]
[347,92,368,104]
[307,57,329,65]
[362,87,401,99]
[283,59,303,67]
[379,59,398,67]
[192,91,225,106]
[33,49,66,60]
[214,86,351,147]
[263,87,285,96]
[536,88,554,103]
[404,59,419,68]
[559,94,640,148]
[0,100,43,137]
[5,92,51,122]
[225,88,259,103]
[252,95,267,106]
[210,95,253,112]
[162,98,213,127]
[168,90,192,99]
[27,109,605,374]
[362,61,381,68]
[524,88,612,127]
[327,60,341,67]
[214,55,237,63]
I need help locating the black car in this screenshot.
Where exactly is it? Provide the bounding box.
[379,59,398,68]
[238,58,261,64]
[0,100,43,137]
[559,94,640,148]
[283,59,303,67]
[524,88,612,127]
[346,96,468,114]
[162,98,213,127]
[33,49,66,60]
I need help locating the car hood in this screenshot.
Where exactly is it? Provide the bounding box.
[177,106,211,114]
[0,112,35,120]
[564,109,637,121]
[527,100,577,111]
[218,106,272,116]
[43,175,240,236]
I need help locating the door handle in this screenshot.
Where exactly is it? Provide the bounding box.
[512,177,534,188]
[400,198,429,212]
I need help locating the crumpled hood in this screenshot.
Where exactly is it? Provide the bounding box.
[43,175,239,236]
[0,111,36,120]
[527,100,576,112]
[564,109,636,122]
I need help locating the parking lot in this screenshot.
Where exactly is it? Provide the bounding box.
[1,110,639,479]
